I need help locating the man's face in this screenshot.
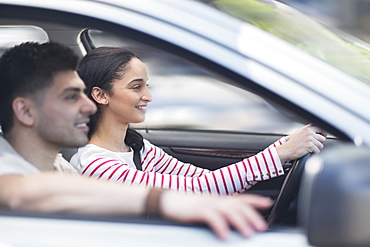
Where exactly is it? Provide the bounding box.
[35,70,97,149]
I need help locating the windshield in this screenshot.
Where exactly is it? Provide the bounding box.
[203,0,370,86]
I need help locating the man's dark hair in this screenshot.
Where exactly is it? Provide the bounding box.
[0,42,79,133]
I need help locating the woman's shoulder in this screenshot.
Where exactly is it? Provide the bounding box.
[71,144,111,165]
[78,143,106,154]
[142,138,158,151]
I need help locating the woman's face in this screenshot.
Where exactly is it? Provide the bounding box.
[106,57,152,124]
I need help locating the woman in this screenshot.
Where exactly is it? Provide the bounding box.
[70,47,326,195]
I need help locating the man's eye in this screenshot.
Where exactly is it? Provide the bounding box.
[66,94,78,100]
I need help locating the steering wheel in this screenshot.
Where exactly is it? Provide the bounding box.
[267,153,311,226]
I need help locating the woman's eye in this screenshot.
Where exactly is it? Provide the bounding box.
[132,85,141,90]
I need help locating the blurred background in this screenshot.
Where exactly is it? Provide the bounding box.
[280,0,370,42]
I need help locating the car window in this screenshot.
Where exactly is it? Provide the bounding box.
[86,29,303,134]
[204,0,370,86]
[0,26,49,56]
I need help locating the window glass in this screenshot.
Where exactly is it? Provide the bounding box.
[0,26,49,56]
[205,0,370,86]
[87,30,302,134]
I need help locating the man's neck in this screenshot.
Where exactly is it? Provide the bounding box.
[5,130,59,172]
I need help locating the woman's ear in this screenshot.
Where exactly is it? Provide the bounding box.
[91,87,109,105]
[12,97,36,126]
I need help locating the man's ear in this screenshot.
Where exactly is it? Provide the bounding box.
[12,97,36,126]
[91,86,109,105]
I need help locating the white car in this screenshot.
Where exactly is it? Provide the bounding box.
[1,0,370,246]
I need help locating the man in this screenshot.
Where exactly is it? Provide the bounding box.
[0,42,273,240]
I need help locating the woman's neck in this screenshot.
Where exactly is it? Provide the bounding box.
[90,120,131,153]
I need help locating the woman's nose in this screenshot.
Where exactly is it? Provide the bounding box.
[142,87,153,102]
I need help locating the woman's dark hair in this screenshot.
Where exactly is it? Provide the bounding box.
[78,47,144,151]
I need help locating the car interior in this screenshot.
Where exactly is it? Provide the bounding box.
[0,4,349,232]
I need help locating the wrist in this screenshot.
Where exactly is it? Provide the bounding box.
[145,188,164,217]
[276,145,288,163]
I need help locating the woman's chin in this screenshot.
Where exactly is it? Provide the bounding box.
[130,118,146,124]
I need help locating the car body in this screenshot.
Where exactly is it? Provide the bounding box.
[0,0,370,246]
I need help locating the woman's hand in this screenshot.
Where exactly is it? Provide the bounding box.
[276,124,327,163]
[160,191,272,240]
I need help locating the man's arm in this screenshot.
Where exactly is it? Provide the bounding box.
[0,173,147,215]
[0,173,272,239]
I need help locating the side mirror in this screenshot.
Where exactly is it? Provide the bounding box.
[298,144,370,247]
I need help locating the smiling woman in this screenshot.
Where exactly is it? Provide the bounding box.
[86,29,303,134]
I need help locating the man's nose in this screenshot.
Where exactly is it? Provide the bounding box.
[81,94,97,115]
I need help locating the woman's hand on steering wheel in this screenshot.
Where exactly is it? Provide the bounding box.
[276,124,327,163]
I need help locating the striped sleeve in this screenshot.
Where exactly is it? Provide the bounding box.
[271,137,286,148]
[73,138,285,195]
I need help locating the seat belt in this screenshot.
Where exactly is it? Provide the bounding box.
[133,148,142,171]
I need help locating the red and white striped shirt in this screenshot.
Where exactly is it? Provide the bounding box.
[70,138,285,195]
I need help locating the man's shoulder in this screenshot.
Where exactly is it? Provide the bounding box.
[0,135,16,154]
[54,153,78,174]
[0,136,40,176]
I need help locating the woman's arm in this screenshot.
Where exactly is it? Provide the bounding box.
[78,124,326,195]
[78,143,283,194]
